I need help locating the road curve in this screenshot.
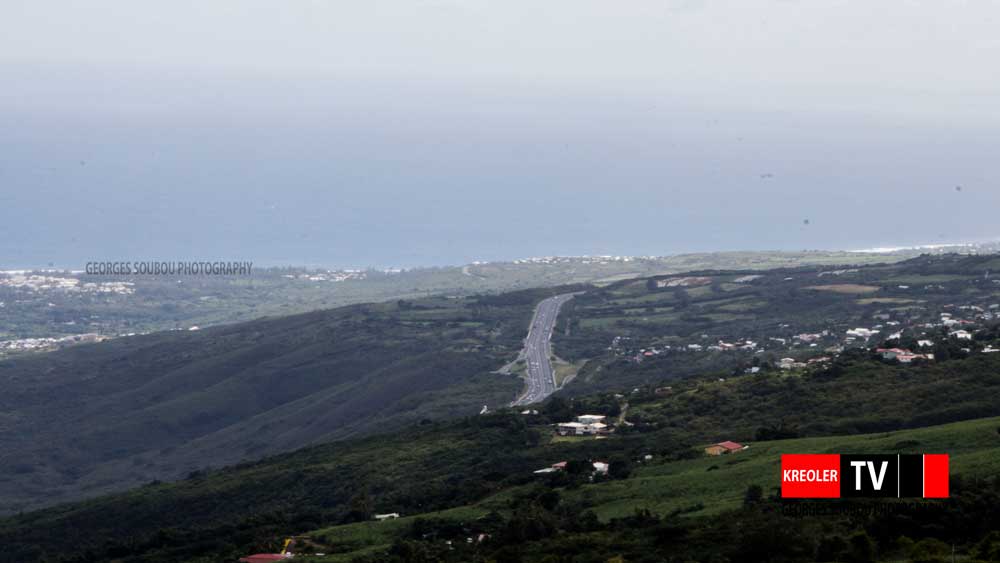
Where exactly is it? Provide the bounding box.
[512,293,577,406]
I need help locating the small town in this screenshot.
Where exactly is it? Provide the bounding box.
[608,270,1000,375]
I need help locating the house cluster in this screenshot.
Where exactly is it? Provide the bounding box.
[557,414,609,436]
[281,269,368,283]
[0,333,105,356]
[845,327,879,340]
[609,289,1000,373]
[709,340,758,352]
[876,348,935,363]
[759,355,829,372]
[510,255,638,266]
[625,339,762,362]
[0,272,135,295]
[795,332,827,344]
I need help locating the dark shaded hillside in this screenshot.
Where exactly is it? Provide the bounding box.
[0,288,574,513]
[4,351,1000,562]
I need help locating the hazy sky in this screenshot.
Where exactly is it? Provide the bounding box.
[2,1,999,267]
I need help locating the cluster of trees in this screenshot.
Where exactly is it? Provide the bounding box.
[351,474,1000,563]
[6,346,1000,561]
[619,352,1000,442]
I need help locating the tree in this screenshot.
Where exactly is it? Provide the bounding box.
[736,512,813,562]
[743,484,763,506]
[847,532,875,563]
[536,490,560,511]
[347,491,374,522]
[541,397,573,422]
[673,287,691,309]
[910,538,950,563]
[816,535,848,562]
[565,459,590,475]
[388,538,439,563]
[974,531,1000,561]
[608,457,632,480]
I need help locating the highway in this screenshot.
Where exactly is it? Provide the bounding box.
[512,293,577,406]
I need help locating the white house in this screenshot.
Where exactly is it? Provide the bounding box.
[557,419,609,436]
[846,328,879,339]
[950,330,973,340]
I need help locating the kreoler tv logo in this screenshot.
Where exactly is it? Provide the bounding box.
[781,454,949,498]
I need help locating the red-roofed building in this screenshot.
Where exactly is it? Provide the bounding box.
[877,348,934,363]
[704,441,745,456]
[876,348,910,360]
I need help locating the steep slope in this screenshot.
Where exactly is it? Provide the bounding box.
[3,252,999,516]
[307,415,1000,562]
[4,351,1000,562]
[0,288,574,513]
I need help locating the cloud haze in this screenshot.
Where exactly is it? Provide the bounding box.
[2,1,998,267]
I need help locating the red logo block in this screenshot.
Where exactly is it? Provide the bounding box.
[923,454,949,498]
[781,454,841,498]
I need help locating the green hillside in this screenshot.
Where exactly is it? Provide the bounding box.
[554,253,1000,394]
[305,416,1000,562]
[6,253,1000,562]
[4,349,1000,562]
[0,287,578,513]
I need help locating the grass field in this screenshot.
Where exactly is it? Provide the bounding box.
[885,275,975,284]
[552,358,586,387]
[296,416,1000,561]
[804,284,881,294]
[855,297,920,305]
[569,416,1000,520]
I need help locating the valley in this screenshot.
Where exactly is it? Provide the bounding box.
[5,253,1000,561]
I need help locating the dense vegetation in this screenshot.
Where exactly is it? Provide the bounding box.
[15,253,985,513]
[4,349,1000,562]
[338,472,1000,563]
[7,253,1000,562]
[0,287,581,513]
[621,348,1000,441]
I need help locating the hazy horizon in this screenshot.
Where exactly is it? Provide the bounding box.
[3,1,998,269]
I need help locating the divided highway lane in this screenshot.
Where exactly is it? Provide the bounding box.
[512,293,577,406]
